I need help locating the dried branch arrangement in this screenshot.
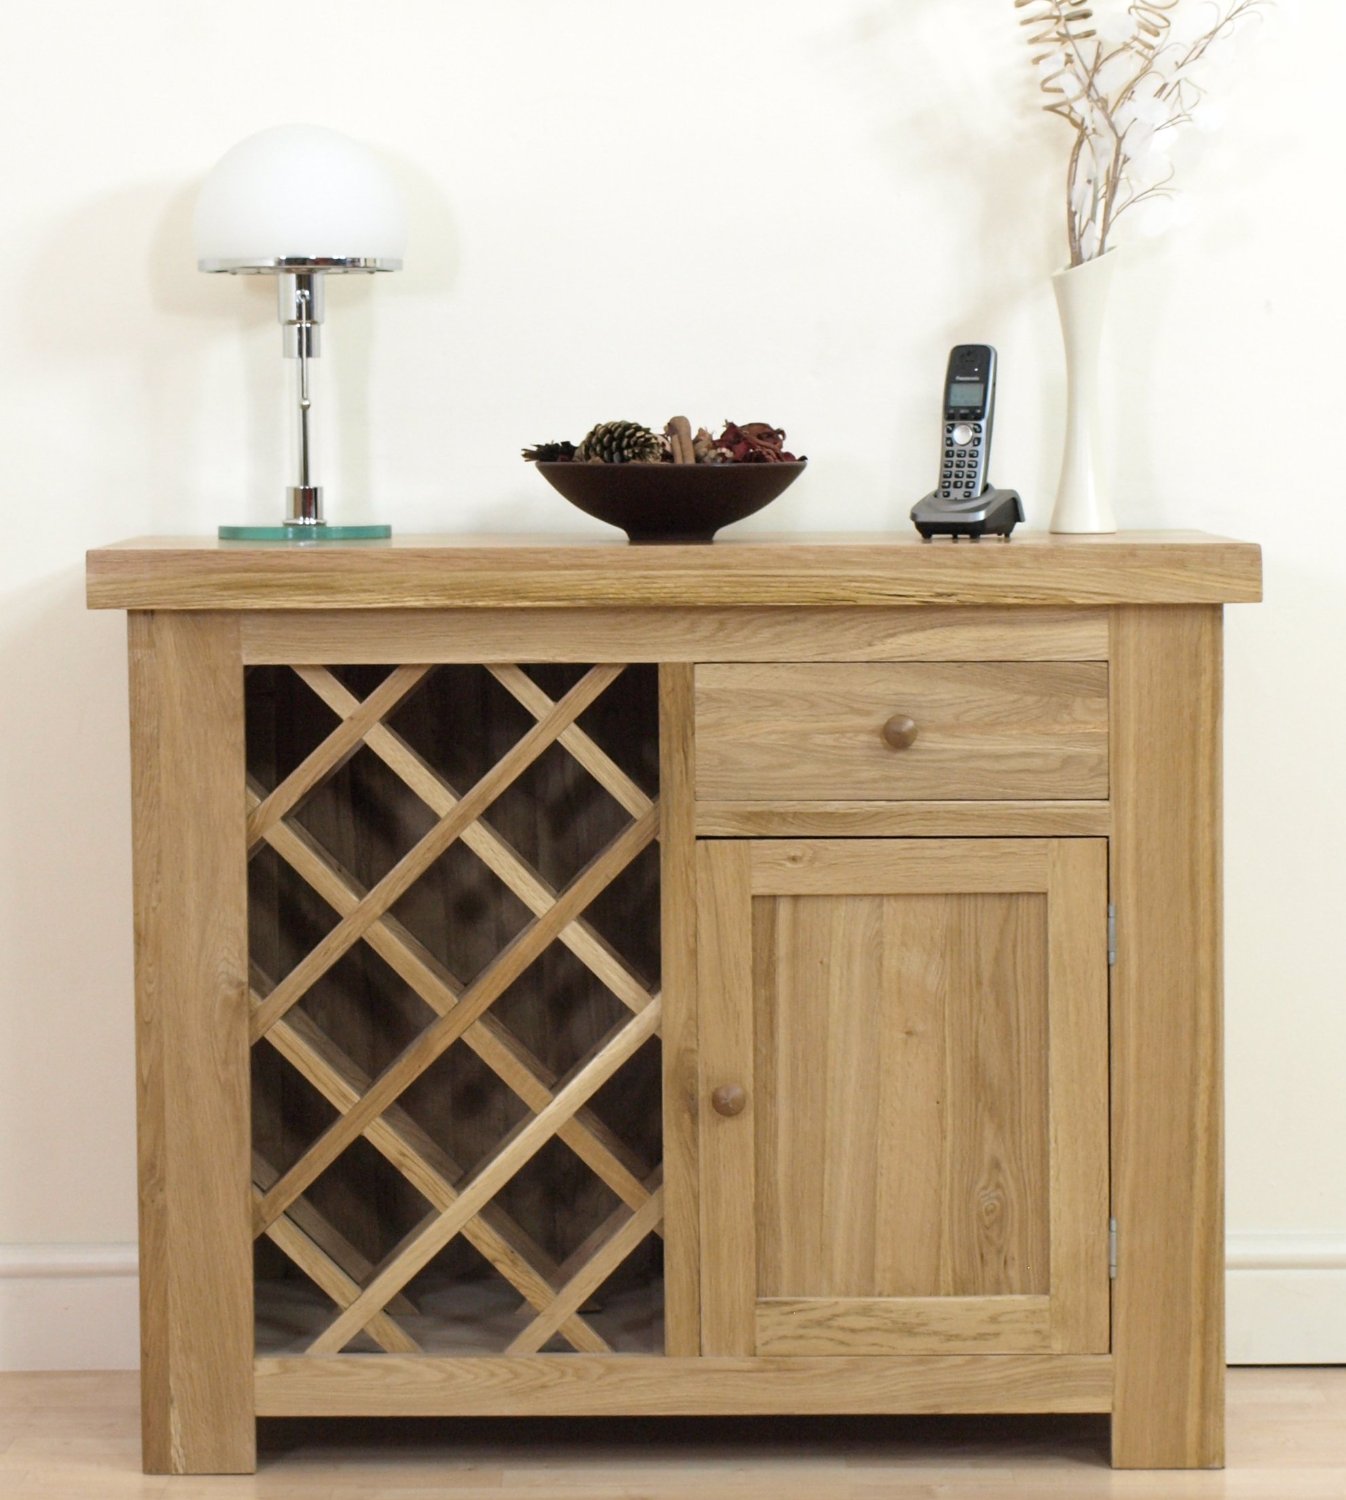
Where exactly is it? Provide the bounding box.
[1016,0,1268,265]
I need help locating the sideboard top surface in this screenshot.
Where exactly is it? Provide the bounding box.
[86,531,1262,611]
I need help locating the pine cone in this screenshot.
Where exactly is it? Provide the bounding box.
[522,441,577,463]
[574,421,663,464]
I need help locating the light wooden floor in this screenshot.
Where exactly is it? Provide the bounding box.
[1,1368,1343,1499]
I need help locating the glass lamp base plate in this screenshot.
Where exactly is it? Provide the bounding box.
[218,523,392,541]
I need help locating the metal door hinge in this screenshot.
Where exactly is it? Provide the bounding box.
[1107,904,1117,967]
[1109,1217,1119,1279]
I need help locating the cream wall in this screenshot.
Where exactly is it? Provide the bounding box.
[0,0,1339,1367]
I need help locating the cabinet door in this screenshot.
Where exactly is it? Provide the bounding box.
[697,838,1109,1357]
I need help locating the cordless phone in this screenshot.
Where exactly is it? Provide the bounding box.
[939,343,995,501]
[911,343,1023,541]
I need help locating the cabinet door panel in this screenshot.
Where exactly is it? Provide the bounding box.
[698,838,1109,1358]
[756,890,1050,1302]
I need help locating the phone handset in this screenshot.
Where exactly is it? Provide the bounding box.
[911,343,1022,539]
[938,344,996,502]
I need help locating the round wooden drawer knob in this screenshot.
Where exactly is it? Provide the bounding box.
[881,714,919,750]
[711,1084,747,1118]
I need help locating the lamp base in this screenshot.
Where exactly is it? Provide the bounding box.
[218,522,392,542]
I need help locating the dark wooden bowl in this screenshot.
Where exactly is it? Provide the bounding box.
[534,460,807,543]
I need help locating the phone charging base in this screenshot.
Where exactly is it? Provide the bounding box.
[911,485,1024,541]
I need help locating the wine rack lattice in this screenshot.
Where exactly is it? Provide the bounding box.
[245,661,663,1356]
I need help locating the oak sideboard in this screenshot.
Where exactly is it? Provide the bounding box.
[85,531,1262,1474]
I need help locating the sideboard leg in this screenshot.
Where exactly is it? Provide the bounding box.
[1109,605,1224,1469]
[129,611,254,1474]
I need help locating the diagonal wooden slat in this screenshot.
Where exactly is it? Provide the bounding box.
[487,664,654,818]
[521,1169,667,1323]
[306,995,663,1354]
[250,664,625,1041]
[256,1195,421,1355]
[255,804,658,1233]
[506,1186,665,1355]
[251,793,657,1217]
[461,1005,657,1221]
[251,1147,417,1320]
[262,1006,610,1354]
[294,666,653,1013]
[548,1166,663,1290]
[247,665,430,851]
[246,659,669,1359]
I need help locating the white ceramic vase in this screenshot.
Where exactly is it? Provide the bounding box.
[1050,251,1117,534]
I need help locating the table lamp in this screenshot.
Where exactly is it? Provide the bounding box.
[194,124,406,540]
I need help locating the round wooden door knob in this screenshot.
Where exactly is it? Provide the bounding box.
[711,1084,747,1117]
[881,714,919,750]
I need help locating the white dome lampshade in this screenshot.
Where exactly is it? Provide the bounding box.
[194,123,407,271]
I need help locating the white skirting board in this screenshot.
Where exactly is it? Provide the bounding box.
[2,1239,1344,1370]
[1226,1235,1346,1365]
[0,1245,140,1371]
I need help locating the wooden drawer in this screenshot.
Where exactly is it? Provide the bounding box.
[694,661,1109,802]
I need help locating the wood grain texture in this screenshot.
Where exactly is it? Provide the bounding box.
[252,1353,1115,1416]
[292,665,653,1013]
[254,806,658,1236]
[128,611,254,1474]
[696,800,1112,837]
[1046,839,1111,1354]
[260,1007,613,1356]
[659,664,700,1355]
[238,605,1111,664]
[255,802,653,1217]
[696,662,1109,802]
[95,561,1248,1470]
[696,841,756,1356]
[754,890,1049,1306]
[87,532,1263,611]
[307,998,663,1354]
[15,1368,1346,1494]
[242,659,666,1368]
[259,1199,422,1356]
[506,1188,666,1355]
[755,1296,1054,1355]
[1110,605,1226,1469]
[749,838,1051,896]
[489,663,653,816]
[245,664,428,848]
[248,663,626,1043]
[249,1151,416,1322]
[719,839,1108,1361]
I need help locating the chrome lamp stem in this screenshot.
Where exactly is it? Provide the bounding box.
[279,271,324,526]
[200,250,400,541]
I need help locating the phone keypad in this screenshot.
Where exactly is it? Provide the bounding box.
[939,419,987,500]
[942,420,984,501]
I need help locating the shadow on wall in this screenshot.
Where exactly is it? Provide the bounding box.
[15,180,246,534]
[819,1,1068,514]
[17,147,458,532]
[0,568,137,1236]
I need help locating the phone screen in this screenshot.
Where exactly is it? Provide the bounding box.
[949,384,984,407]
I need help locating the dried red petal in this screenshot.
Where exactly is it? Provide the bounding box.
[716,420,797,463]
